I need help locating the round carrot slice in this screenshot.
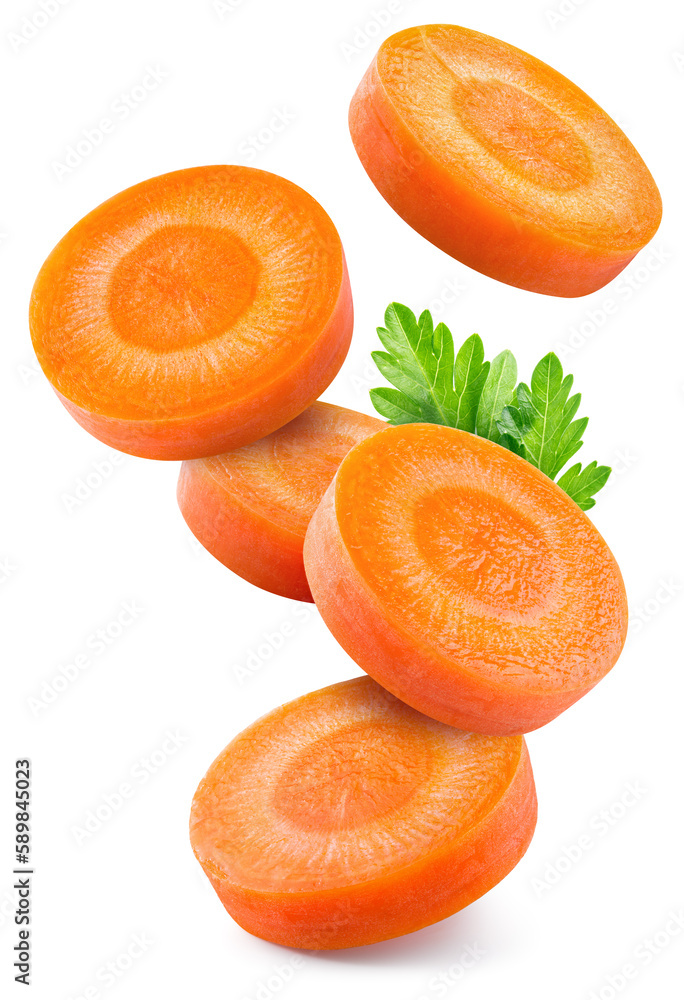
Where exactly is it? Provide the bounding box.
[177,402,384,601]
[304,424,628,735]
[29,166,353,459]
[349,25,662,297]
[190,676,536,949]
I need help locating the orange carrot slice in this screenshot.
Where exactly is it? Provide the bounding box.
[29,166,353,459]
[177,402,384,601]
[304,424,628,735]
[190,675,536,949]
[349,25,662,297]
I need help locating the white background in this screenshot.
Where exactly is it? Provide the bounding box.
[2,0,683,997]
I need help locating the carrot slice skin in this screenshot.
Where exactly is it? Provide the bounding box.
[29,166,353,459]
[190,676,537,949]
[349,25,662,297]
[177,402,384,601]
[303,424,628,735]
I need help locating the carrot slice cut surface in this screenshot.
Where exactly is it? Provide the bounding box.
[190,676,536,949]
[29,166,352,459]
[304,424,628,735]
[177,402,384,601]
[349,24,662,296]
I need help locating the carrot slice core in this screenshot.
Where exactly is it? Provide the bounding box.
[108,224,260,351]
[272,721,433,830]
[414,486,553,618]
[453,78,593,190]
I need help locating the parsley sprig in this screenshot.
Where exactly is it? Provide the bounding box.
[370,303,610,510]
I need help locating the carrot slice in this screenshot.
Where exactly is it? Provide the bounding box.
[349,25,662,297]
[177,402,384,601]
[190,675,536,949]
[29,166,353,459]
[304,424,628,735]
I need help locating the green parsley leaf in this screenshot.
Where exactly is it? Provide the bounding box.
[370,303,490,431]
[370,303,611,510]
[476,349,518,443]
[371,304,446,424]
[496,402,528,458]
[368,386,422,424]
[556,461,612,511]
[510,353,585,479]
[495,352,608,507]
[451,333,490,432]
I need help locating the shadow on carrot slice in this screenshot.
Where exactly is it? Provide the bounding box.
[304,424,628,735]
[349,25,662,297]
[29,166,353,459]
[177,402,383,601]
[190,676,536,950]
